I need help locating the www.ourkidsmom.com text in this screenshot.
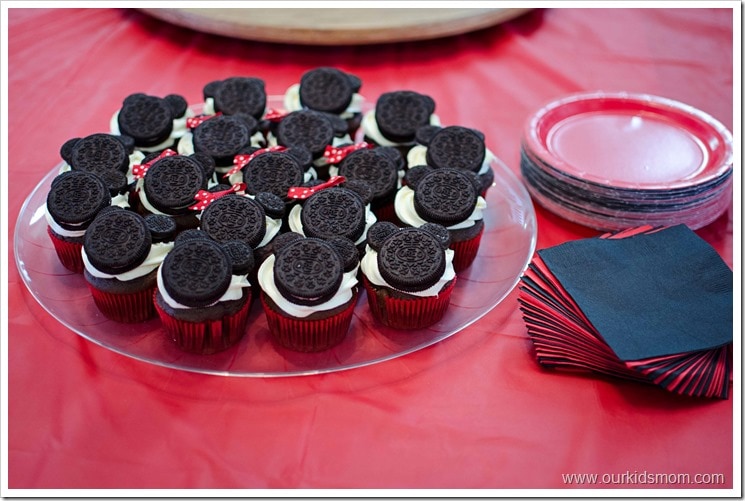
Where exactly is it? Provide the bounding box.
[562,470,726,486]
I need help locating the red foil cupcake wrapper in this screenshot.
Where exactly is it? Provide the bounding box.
[154,291,252,355]
[47,226,84,273]
[451,225,484,273]
[261,290,358,353]
[363,276,456,330]
[88,283,156,323]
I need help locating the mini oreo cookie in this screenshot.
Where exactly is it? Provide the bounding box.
[160,239,233,308]
[47,171,111,228]
[84,210,152,275]
[420,222,452,250]
[366,221,399,252]
[374,91,436,144]
[254,191,286,219]
[402,165,434,189]
[174,228,210,245]
[300,187,366,242]
[69,133,129,175]
[342,179,374,206]
[271,231,303,254]
[276,110,336,158]
[324,236,360,273]
[242,151,305,199]
[212,77,267,118]
[143,155,206,214]
[98,170,129,197]
[200,195,267,248]
[413,168,478,226]
[299,67,360,115]
[144,214,177,243]
[164,94,188,120]
[338,149,399,200]
[377,227,446,293]
[192,115,251,165]
[221,240,255,276]
[117,94,175,147]
[273,238,343,306]
[425,126,486,173]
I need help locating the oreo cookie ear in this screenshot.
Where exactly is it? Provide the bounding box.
[254,191,286,219]
[346,72,363,93]
[403,165,434,189]
[144,213,178,243]
[60,138,80,164]
[415,125,441,146]
[321,112,350,136]
[342,179,374,206]
[271,231,303,255]
[366,221,400,252]
[98,170,129,197]
[284,146,313,170]
[203,80,222,101]
[220,240,256,276]
[190,152,216,180]
[470,128,486,142]
[422,95,436,115]
[323,235,359,272]
[374,146,405,169]
[164,94,188,119]
[114,134,136,154]
[232,112,260,134]
[419,223,452,250]
[462,170,484,193]
[174,228,211,246]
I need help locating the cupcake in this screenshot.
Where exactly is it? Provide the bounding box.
[408,125,495,197]
[82,208,174,322]
[361,90,440,157]
[110,92,191,153]
[395,167,486,272]
[361,224,456,330]
[45,170,112,273]
[258,236,359,352]
[154,238,254,354]
[283,67,365,137]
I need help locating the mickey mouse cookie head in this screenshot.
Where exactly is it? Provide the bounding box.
[112,93,190,152]
[202,76,267,119]
[362,90,439,153]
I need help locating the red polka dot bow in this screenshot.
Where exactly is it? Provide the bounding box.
[186,111,222,129]
[224,146,287,178]
[189,182,247,211]
[132,149,178,179]
[323,142,373,164]
[263,108,289,122]
[287,176,347,200]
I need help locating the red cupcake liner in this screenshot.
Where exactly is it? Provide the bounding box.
[363,275,456,330]
[372,201,400,225]
[451,225,484,273]
[261,290,358,353]
[88,283,156,323]
[154,290,252,355]
[47,226,84,273]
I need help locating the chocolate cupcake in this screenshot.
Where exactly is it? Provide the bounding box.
[82,208,174,322]
[110,92,191,152]
[407,125,496,197]
[395,167,487,272]
[154,238,253,354]
[257,236,359,352]
[361,224,456,330]
[45,170,111,273]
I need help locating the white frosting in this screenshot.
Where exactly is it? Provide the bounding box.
[283,83,364,119]
[394,185,486,230]
[82,241,174,281]
[288,202,377,246]
[257,254,358,318]
[406,145,496,176]
[156,266,251,310]
[258,214,283,248]
[361,110,441,147]
[361,247,455,297]
[110,108,193,153]
[203,97,216,115]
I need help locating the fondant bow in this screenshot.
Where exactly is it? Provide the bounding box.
[323,142,373,165]
[287,176,347,200]
[224,145,288,178]
[189,182,246,211]
[132,149,178,179]
[264,108,289,122]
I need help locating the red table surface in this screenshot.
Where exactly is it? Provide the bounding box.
[6,7,737,491]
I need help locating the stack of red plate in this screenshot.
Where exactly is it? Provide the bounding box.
[521,92,733,231]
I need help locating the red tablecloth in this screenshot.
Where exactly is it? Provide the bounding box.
[6,7,736,491]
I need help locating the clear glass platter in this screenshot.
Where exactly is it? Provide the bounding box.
[14,148,536,378]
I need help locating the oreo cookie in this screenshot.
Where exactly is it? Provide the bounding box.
[84,209,152,275]
[160,239,233,308]
[413,168,478,226]
[366,221,399,252]
[273,238,343,306]
[374,91,436,144]
[420,222,452,250]
[47,171,111,229]
[220,240,255,276]
[212,77,267,118]
[425,126,486,173]
[174,228,210,245]
[192,115,252,166]
[254,191,286,219]
[271,231,303,254]
[300,187,366,242]
[276,110,337,158]
[402,165,434,189]
[377,227,446,293]
[98,170,129,197]
[342,179,374,206]
[144,214,177,243]
[338,149,399,200]
[299,67,361,115]
[324,236,360,273]
[200,194,267,248]
[143,155,206,215]
[68,133,129,175]
[117,93,176,147]
[242,151,305,199]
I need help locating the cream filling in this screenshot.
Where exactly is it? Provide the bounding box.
[406,145,495,175]
[283,83,364,119]
[110,109,193,153]
[288,203,377,246]
[361,247,455,297]
[157,266,251,310]
[361,110,441,147]
[82,241,174,281]
[257,254,358,318]
[394,186,486,230]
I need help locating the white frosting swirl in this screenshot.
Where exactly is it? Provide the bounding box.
[156,266,251,310]
[361,247,455,297]
[257,254,358,318]
[287,202,377,246]
[110,108,193,153]
[283,83,365,119]
[82,241,174,281]
[394,186,486,230]
[406,145,496,176]
[361,110,441,147]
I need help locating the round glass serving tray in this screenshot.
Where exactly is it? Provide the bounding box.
[15,145,536,378]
